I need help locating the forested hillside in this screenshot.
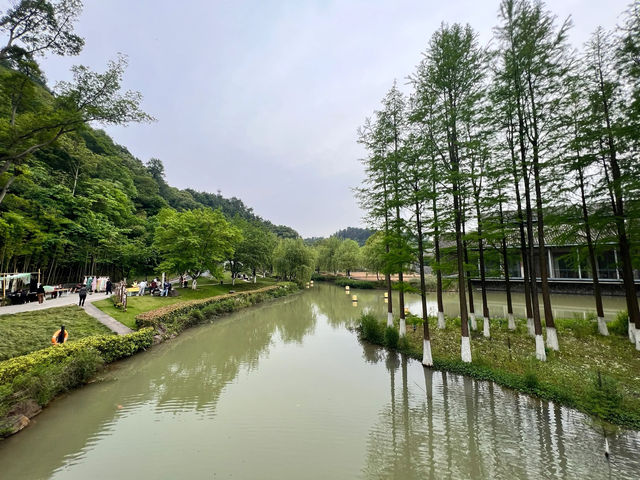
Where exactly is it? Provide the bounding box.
[0,124,298,283]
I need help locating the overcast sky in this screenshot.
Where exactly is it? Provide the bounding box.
[37,0,630,238]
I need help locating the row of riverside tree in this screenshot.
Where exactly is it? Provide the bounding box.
[357,0,640,363]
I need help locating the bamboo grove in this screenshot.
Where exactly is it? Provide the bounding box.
[357,0,640,363]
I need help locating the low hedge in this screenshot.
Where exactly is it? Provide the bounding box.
[0,328,154,437]
[334,278,377,289]
[135,283,297,333]
[0,328,154,386]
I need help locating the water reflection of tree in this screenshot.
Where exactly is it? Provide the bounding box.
[310,284,386,328]
[358,341,636,480]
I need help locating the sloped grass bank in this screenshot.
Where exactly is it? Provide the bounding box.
[358,313,640,430]
[0,306,114,361]
[0,328,154,437]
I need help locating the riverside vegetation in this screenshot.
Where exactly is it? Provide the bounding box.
[359,311,640,429]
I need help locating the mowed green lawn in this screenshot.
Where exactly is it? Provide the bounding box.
[0,306,114,361]
[93,277,278,329]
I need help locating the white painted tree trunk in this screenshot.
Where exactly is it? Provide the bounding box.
[253,275,256,283]
[192,279,197,290]
[399,319,406,337]
[387,312,393,327]
[437,311,445,329]
[483,317,490,338]
[546,327,559,351]
[535,334,546,361]
[232,276,236,286]
[597,317,609,336]
[422,339,433,367]
[527,317,534,337]
[461,336,472,363]
[636,329,640,351]
[469,313,477,330]
[508,313,515,331]
[628,320,635,343]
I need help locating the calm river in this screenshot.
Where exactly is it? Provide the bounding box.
[0,284,637,479]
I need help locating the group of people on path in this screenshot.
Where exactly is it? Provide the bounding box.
[136,278,172,296]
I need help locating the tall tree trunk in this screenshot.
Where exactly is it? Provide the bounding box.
[498,193,515,330]
[453,180,471,362]
[577,165,607,335]
[527,75,557,351]
[433,187,445,329]
[474,192,490,338]
[415,201,432,366]
[462,219,477,330]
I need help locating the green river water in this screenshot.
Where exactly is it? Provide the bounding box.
[0,284,637,479]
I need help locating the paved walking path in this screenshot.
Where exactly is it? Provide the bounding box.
[83,302,133,335]
[0,293,133,335]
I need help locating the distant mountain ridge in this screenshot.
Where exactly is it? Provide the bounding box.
[305,227,373,246]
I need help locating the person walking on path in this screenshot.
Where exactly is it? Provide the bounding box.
[105,278,112,295]
[37,283,45,304]
[138,280,147,296]
[78,285,87,306]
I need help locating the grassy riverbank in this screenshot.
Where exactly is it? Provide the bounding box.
[93,277,278,329]
[0,306,114,361]
[359,313,640,430]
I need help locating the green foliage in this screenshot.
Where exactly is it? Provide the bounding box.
[608,311,629,336]
[153,207,241,279]
[334,239,362,275]
[555,315,598,338]
[359,313,384,345]
[228,217,277,279]
[273,238,315,286]
[334,278,375,289]
[383,326,399,349]
[584,372,623,422]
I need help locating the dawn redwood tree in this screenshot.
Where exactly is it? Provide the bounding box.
[358,117,395,327]
[584,9,640,346]
[379,83,410,337]
[424,23,485,362]
[506,0,571,352]
[402,128,434,365]
[564,67,609,335]
[409,78,448,329]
